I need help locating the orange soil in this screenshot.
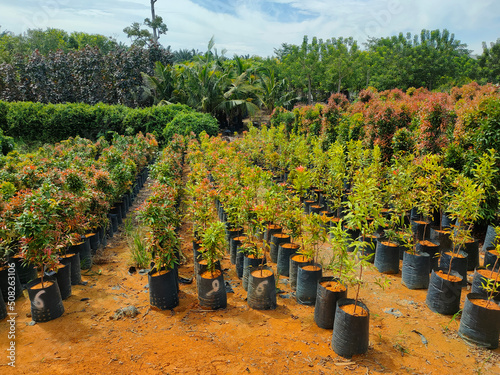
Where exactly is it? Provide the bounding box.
[4,183,500,375]
[247,254,264,260]
[321,281,347,293]
[281,243,299,250]
[250,269,273,278]
[302,265,321,272]
[381,241,398,247]
[200,269,222,279]
[291,254,310,263]
[267,224,281,230]
[445,251,465,258]
[419,240,438,247]
[29,280,54,290]
[151,269,171,277]
[340,303,369,317]
[435,270,463,283]
[476,268,499,279]
[470,298,500,311]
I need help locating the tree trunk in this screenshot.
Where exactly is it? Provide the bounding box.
[151,0,158,44]
[307,74,312,104]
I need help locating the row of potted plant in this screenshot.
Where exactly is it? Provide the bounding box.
[0,132,158,322]
[178,132,375,357]
[136,134,186,311]
[234,124,500,352]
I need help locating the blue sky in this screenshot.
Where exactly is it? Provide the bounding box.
[0,0,499,56]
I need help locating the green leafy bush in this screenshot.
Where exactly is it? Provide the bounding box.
[0,129,14,155]
[392,128,416,155]
[269,106,295,132]
[163,112,219,142]
[0,101,7,131]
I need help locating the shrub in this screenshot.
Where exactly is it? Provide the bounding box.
[269,106,295,132]
[392,128,415,155]
[0,101,7,131]
[321,93,349,147]
[163,112,219,142]
[0,129,14,155]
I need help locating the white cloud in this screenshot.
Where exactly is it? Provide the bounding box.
[0,0,498,56]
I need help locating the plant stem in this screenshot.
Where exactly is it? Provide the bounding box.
[354,263,363,315]
[487,258,500,308]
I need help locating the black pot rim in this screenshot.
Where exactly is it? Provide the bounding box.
[336,297,369,314]
[298,262,322,271]
[466,292,500,306]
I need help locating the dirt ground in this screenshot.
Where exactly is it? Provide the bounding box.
[3,179,500,375]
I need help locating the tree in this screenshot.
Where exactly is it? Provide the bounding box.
[366,29,474,90]
[255,64,296,113]
[172,48,202,63]
[479,39,500,84]
[124,0,167,47]
[277,36,326,104]
[323,37,360,94]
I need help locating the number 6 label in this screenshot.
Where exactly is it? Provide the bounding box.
[33,290,46,309]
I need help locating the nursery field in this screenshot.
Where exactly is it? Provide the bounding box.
[3,171,499,375]
[2,83,500,374]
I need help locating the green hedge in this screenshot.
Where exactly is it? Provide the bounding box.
[0,101,215,145]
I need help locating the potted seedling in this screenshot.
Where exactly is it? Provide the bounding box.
[449,152,495,275]
[332,160,385,358]
[17,183,67,322]
[458,253,500,348]
[426,173,485,315]
[137,190,180,310]
[323,141,346,217]
[267,186,292,263]
[259,184,285,250]
[198,220,227,310]
[282,195,307,289]
[314,219,349,329]
[330,223,374,357]
[289,165,313,211]
[295,213,330,305]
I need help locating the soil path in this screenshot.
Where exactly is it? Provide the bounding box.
[2,175,500,375]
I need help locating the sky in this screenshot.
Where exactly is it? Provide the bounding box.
[0,0,499,57]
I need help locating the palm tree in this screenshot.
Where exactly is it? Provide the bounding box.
[255,66,296,113]
[141,37,264,128]
[182,38,260,127]
[141,61,179,104]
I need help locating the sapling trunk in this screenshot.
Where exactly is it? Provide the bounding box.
[353,263,363,315]
[487,258,500,308]
[353,233,367,315]
[447,222,472,278]
[260,245,266,277]
[423,220,428,242]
